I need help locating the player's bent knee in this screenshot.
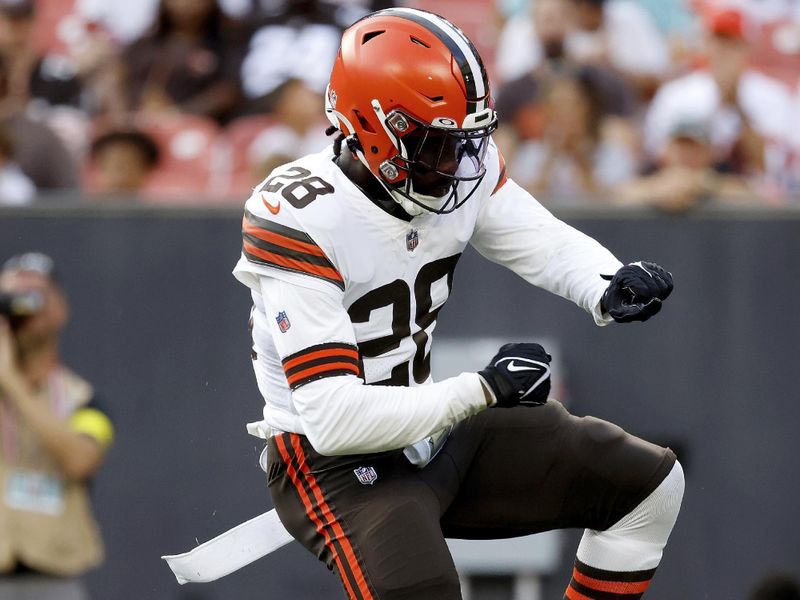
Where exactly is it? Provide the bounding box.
[612,459,684,534]
[577,461,685,572]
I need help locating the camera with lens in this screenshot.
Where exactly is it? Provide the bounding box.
[0,291,44,330]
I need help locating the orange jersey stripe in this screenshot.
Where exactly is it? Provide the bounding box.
[286,362,360,386]
[565,586,594,600]
[572,569,652,595]
[283,347,361,372]
[291,435,374,600]
[243,240,343,283]
[242,218,328,258]
[492,150,508,195]
[274,435,358,600]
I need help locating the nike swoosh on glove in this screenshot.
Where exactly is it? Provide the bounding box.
[601,261,674,323]
[478,343,551,408]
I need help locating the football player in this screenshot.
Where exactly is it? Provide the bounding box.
[233,8,683,600]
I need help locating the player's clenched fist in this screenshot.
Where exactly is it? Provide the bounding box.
[478,343,551,408]
[601,261,673,323]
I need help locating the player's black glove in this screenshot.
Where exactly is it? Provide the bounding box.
[601,261,673,323]
[478,343,551,408]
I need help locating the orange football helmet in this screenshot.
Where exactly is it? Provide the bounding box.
[325,8,497,215]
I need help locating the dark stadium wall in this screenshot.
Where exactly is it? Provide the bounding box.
[1,207,798,599]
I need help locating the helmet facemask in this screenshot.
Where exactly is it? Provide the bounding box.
[325,7,499,216]
[374,104,497,216]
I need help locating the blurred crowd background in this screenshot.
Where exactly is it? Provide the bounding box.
[0,0,798,211]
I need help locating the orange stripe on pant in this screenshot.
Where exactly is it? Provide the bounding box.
[290,434,375,600]
[572,569,652,595]
[274,435,359,600]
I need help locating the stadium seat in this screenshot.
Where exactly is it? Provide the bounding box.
[217,114,280,201]
[133,113,224,203]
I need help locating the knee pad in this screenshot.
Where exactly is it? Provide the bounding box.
[577,460,685,571]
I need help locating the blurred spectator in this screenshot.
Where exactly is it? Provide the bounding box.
[693,0,800,90]
[0,0,125,163]
[565,0,671,94]
[638,0,698,40]
[238,0,358,115]
[87,129,160,199]
[494,0,638,159]
[74,0,160,45]
[0,125,35,205]
[750,571,800,600]
[505,70,637,200]
[1,112,80,192]
[495,0,670,95]
[0,0,83,115]
[70,0,393,46]
[644,7,794,192]
[496,0,532,21]
[615,118,751,211]
[228,0,389,24]
[246,79,329,181]
[118,0,244,122]
[0,252,114,600]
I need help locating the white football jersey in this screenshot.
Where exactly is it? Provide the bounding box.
[233,139,622,454]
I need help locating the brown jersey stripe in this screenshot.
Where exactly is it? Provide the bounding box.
[243,241,345,290]
[244,208,320,245]
[287,363,361,388]
[288,434,375,600]
[274,434,364,600]
[244,232,335,269]
[283,344,361,371]
[282,343,362,389]
[284,355,361,379]
[242,217,328,258]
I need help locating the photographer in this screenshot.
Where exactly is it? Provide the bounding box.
[0,253,113,600]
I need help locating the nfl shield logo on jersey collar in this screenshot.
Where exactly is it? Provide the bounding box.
[406,229,419,252]
[353,466,378,485]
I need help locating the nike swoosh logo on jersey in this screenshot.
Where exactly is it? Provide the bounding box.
[506,362,543,372]
[260,193,280,215]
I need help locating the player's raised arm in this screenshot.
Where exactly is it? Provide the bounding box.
[471,146,673,325]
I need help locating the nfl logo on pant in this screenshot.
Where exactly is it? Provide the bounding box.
[353,466,378,485]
